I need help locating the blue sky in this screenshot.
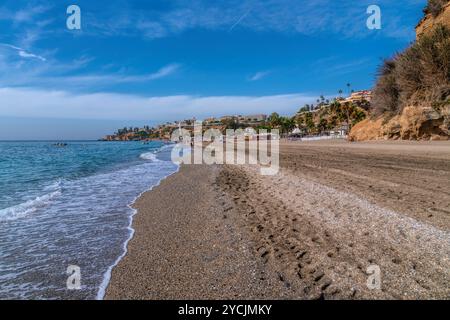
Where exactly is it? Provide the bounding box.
[0,0,426,139]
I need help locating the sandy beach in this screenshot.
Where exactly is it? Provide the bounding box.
[106,140,450,300]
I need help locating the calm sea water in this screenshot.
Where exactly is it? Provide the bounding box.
[0,141,178,299]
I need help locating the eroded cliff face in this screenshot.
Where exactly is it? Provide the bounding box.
[349,105,450,141]
[416,2,450,38]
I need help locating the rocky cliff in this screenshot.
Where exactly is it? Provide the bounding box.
[350,105,450,141]
[416,2,450,38]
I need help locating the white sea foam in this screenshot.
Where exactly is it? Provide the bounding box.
[0,143,178,299]
[139,151,161,162]
[0,190,61,222]
[95,163,180,300]
[42,179,62,192]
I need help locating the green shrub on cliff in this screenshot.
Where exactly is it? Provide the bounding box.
[371,59,400,117]
[370,25,450,118]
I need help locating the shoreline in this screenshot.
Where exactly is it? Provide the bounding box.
[105,140,450,299]
[105,164,292,299]
[96,157,181,300]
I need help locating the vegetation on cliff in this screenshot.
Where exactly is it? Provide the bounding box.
[294,99,366,135]
[371,25,450,119]
[350,1,450,141]
[424,0,449,17]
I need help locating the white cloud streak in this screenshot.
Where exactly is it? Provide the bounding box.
[85,0,418,41]
[0,43,46,61]
[0,87,316,121]
[51,63,181,86]
[249,71,270,81]
[0,58,180,88]
[229,9,252,32]
[0,4,50,25]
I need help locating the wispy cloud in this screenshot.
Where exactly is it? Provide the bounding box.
[85,0,419,40]
[249,71,270,81]
[48,63,181,87]
[0,3,54,50]
[0,55,180,89]
[0,4,50,25]
[229,9,252,32]
[147,63,181,80]
[0,43,46,61]
[0,87,316,121]
[325,58,371,76]
[308,56,375,81]
[50,62,180,86]
[0,1,420,47]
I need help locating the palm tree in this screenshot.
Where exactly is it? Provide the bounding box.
[318,118,328,134]
[343,102,353,132]
[346,83,352,96]
[299,104,309,113]
[268,112,281,128]
[305,113,315,133]
[338,89,343,97]
[281,117,296,135]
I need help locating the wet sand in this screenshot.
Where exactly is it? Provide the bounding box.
[106,140,450,300]
[105,164,291,299]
